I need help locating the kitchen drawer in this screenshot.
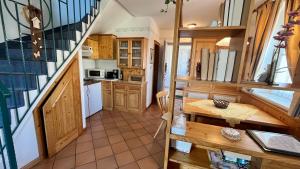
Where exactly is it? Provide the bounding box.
[114,84,126,90]
[127,84,141,91]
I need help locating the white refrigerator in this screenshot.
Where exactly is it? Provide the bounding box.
[84,82,102,118]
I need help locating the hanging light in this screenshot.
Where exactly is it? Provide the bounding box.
[160,0,190,13]
[216,37,231,47]
[187,23,197,29]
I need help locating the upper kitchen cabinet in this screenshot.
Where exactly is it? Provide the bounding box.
[84,34,117,60]
[117,37,148,69]
[83,38,99,59]
[98,34,117,59]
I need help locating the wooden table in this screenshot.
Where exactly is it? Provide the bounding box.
[169,122,300,168]
[183,97,288,129]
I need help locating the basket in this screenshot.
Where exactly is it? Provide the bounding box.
[213,99,229,109]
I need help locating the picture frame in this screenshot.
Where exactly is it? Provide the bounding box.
[150,48,154,64]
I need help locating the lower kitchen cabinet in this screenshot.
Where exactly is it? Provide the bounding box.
[102,81,113,111]
[127,90,141,112]
[114,84,127,110]
[113,82,146,113]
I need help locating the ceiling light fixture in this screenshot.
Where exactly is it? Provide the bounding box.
[216,37,231,47]
[187,23,197,29]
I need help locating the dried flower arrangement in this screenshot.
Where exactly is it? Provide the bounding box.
[268,6,300,84]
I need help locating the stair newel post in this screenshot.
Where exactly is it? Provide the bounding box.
[0,84,18,169]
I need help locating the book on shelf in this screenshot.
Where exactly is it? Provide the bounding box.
[225,50,236,82]
[201,48,209,80]
[208,52,215,81]
[292,99,300,117]
[215,49,229,82]
[222,0,245,26]
[228,0,235,26]
[232,0,245,26]
[213,52,219,81]
[223,0,230,26]
[219,2,225,25]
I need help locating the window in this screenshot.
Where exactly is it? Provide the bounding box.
[251,0,293,109]
[254,0,292,84]
[249,88,294,109]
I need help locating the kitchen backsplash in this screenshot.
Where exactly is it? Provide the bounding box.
[95,60,118,71]
[82,58,118,71]
[82,58,96,69]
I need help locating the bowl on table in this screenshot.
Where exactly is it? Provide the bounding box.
[213,99,229,109]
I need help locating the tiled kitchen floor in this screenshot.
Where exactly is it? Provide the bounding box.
[31,104,171,169]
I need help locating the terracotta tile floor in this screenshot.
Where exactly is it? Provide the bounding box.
[31,104,170,169]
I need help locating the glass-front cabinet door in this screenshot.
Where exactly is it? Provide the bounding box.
[131,40,143,68]
[119,40,129,67]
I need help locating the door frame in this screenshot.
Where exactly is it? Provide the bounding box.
[33,55,83,160]
[152,40,161,104]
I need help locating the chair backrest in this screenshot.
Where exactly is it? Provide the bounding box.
[156,91,168,114]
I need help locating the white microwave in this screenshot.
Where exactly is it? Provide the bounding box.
[86,69,105,79]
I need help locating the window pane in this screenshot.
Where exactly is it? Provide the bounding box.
[254,0,292,84]
[249,88,294,109]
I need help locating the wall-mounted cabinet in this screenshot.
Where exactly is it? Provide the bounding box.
[83,38,99,59]
[98,34,117,59]
[84,34,117,60]
[117,38,148,69]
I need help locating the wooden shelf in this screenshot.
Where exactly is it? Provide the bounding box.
[170,122,300,166]
[176,76,300,91]
[176,76,239,87]
[179,26,246,38]
[169,148,210,169]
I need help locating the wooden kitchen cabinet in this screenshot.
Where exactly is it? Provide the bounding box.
[83,38,99,59]
[113,84,126,110]
[85,34,117,60]
[127,90,141,112]
[102,81,113,111]
[98,34,117,59]
[117,38,148,69]
[113,82,146,113]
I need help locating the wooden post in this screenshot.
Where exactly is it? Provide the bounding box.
[163,0,183,169]
[236,0,255,83]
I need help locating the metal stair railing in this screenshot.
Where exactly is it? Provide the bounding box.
[0,0,101,168]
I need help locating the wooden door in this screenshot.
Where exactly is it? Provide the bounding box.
[127,89,141,112]
[42,59,82,157]
[113,85,127,111]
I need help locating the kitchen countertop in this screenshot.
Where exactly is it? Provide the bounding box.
[84,78,146,85]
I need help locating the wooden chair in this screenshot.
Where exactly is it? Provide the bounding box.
[153,90,169,139]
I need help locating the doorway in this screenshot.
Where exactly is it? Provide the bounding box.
[152,41,160,104]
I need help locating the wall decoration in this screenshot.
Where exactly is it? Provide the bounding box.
[150,48,154,64]
[23,5,43,59]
